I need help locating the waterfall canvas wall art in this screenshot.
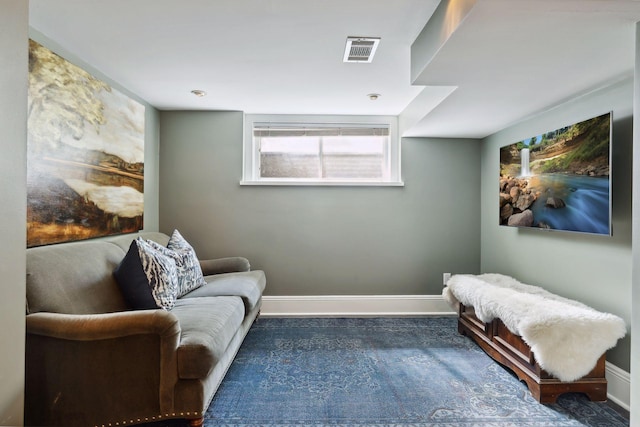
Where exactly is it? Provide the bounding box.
[27,40,145,247]
[499,112,611,235]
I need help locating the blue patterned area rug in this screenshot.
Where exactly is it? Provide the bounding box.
[154,317,629,426]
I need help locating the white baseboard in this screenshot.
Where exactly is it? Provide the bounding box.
[260,294,630,410]
[261,294,455,317]
[606,361,631,410]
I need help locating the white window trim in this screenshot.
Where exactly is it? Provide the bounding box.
[241,114,403,186]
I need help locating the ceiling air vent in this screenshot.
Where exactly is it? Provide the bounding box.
[343,37,380,63]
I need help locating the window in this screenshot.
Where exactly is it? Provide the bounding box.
[242,115,402,186]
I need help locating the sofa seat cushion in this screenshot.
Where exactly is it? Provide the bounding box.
[181,270,266,312]
[171,296,245,379]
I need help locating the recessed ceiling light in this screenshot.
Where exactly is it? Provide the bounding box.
[191,89,207,97]
[367,93,381,100]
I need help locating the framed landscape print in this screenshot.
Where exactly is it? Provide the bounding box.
[499,112,611,235]
[27,40,145,247]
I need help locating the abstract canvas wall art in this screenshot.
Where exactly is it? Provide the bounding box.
[27,40,145,247]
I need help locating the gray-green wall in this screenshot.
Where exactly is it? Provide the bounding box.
[159,111,481,296]
[480,78,633,371]
[629,22,640,426]
[0,1,28,424]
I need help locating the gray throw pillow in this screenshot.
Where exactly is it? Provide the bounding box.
[160,230,207,297]
[135,237,179,310]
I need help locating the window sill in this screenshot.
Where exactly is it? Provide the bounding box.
[240,180,404,187]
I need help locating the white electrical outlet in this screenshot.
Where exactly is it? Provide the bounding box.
[443,273,451,286]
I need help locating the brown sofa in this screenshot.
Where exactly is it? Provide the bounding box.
[25,231,266,427]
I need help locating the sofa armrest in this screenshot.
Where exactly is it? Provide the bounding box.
[199,257,250,275]
[25,310,181,426]
[27,309,181,340]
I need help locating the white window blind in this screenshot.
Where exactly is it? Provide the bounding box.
[255,123,390,180]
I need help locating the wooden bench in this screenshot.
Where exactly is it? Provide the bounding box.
[457,302,607,403]
[443,274,626,404]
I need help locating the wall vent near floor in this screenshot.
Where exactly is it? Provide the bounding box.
[343,37,380,63]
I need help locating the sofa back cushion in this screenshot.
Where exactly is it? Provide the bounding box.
[107,231,169,252]
[26,240,129,314]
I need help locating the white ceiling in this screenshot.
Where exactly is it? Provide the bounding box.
[28,0,640,139]
[407,0,640,138]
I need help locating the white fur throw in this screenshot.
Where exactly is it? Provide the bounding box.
[443,273,627,382]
